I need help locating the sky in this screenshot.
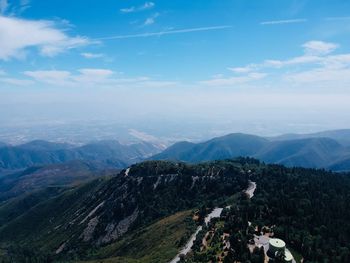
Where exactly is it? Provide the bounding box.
[1,0,350,141]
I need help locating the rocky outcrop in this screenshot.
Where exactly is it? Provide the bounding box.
[99,207,139,244]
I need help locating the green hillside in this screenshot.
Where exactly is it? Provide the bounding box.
[1,158,350,262]
[81,210,194,263]
[0,159,250,262]
[0,160,118,202]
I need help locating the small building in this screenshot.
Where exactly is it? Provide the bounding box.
[267,238,286,257]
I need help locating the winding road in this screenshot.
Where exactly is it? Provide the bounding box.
[169,182,256,263]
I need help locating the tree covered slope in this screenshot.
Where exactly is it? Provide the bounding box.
[0,160,119,202]
[0,140,162,173]
[152,133,350,171]
[0,159,349,262]
[0,159,249,261]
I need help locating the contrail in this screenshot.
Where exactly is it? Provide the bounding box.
[96,25,233,40]
[325,16,350,21]
[260,19,307,25]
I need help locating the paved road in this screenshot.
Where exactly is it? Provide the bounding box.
[169,208,224,263]
[169,183,257,263]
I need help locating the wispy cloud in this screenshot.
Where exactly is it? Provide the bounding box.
[302,40,338,55]
[228,65,257,73]
[81,52,104,59]
[0,0,30,15]
[227,40,340,72]
[0,0,8,14]
[96,25,233,40]
[0,77,33,86]
[18,0,31,13]
[0,70,34,86]
[120,7,135,13]
[23,68,177,88]
[120,1,155,13]
[0,15,91,60]
[325,16,350,21]
[142,2,155,10]
[260,18,307,25]
[200,73,266,86]
[213,40,350,90]
[143,12,159,26]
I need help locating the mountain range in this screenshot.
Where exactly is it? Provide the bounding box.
[1,130,350,176]
[152,131,350,171]
[0,160,119,202]
[268,129,350,145]
[0,140,162,174]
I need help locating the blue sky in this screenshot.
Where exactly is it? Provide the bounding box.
[1,0,350,137]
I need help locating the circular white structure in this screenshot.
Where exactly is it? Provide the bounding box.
[268,238,286,256]
[284,250,293,263]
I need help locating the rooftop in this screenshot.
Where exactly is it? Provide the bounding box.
[269,238,286,248]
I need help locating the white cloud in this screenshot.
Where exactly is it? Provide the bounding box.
[24,69,114,87]
[142,2,155,10]
[227,40,339,73]
[24,70,73,86]
[143,12,159,26]
[260,19,307,25]
[0,77,33,86]
[0,15,91,60]
[282,53,350,86]
[23,69,177,88]
[228,65,257,73]
[78,69,113,76]
[284,68,350,85]
[76,69,114,82]
[200,72,267,86]
[205,40,350,90]
[120,1,155,13]
[263,55,322,68]
[81,52,104,59]
[323,54,350,69]
[144,17,154,25]
[120,7,135,13]
[302,40,338,55]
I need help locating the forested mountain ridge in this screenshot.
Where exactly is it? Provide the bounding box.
[0,160,119,202]
[0,158,349,262]
[0,140,162,173]
[152,133,350,171]
[183,163,350,263]
[153,134,268,163]
[269,129,350,145]
[0,159,249,262]
[2,130,350,176]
